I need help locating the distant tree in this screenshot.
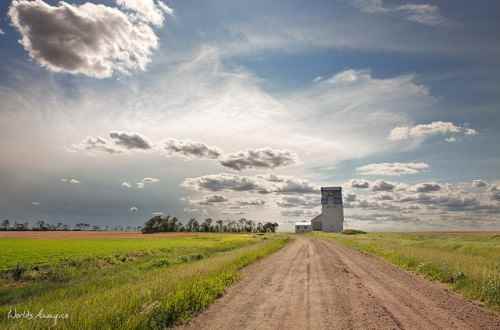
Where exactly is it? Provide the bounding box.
[141,214,278,235]
[246,219,255,232]
[13,222,27,231]
[238,218,247,232]
[216,220,223,232]
[1,219,10,231]
[35,220,47,231]
[142,215,162,234]
[186,218,196,232]
[75,222,90,231]
[192,219,199,232]
[171,217,179,232]
[201,218,213,232]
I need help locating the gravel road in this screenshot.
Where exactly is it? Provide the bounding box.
[179,236,500,330]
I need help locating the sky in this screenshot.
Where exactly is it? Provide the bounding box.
[0,0,499,231]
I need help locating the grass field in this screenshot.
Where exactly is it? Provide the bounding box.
[313,231,500,311]
[0,232,289,329]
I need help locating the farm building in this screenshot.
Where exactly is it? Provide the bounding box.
[311,187,344,232]
[295,221,312,233]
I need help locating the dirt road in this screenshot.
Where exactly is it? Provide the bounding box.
[179,236,500,330]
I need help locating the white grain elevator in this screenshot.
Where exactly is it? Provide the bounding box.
[311,187,344,232]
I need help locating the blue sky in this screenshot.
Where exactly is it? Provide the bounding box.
[0,0,499,231]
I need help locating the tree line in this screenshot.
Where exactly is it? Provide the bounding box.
[141,215,279,234]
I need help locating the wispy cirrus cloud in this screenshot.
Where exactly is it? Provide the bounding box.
[352,0,449,26]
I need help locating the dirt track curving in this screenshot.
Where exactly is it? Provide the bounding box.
[179,236,500,330]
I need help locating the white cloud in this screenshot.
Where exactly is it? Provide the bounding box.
[182,173,318,196]
[410,182,442,193]
[371,180,396,192]
[395,4,446,26]
[70,137,121,154]
[8,0,160,78]
[235,199,266,207]
[121,182,132,188]
[328,69,371,84]
[61,178,80,184]
[280,209,319,218]
[345,193,357,202]
[157,1,173,16]
[353,0,448,26]
[135,178,158,190]
[192,194,229,206]
[275,177,319,194]
[283,69,431,167]
[220,148,297,171]
[182,173,273,194]
[110,131,152,150]
[163,139,221,159]
[116,0,171,27]
[348,179,371,189]
[276,196,320,209]
[389,121,478,142]
[357,162,429,176]
[472,180,488,188]
[142,177,160,183]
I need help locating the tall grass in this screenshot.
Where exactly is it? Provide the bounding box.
[313,232,500,311]
[0,235,288,329]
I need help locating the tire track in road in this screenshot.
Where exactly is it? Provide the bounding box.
[178,236,500,330]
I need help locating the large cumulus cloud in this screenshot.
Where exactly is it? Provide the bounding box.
[8,0,161,78]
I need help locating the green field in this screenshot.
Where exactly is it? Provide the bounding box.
[0,234,257,271]
[313,231,500,310]
[0,233,289,329]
